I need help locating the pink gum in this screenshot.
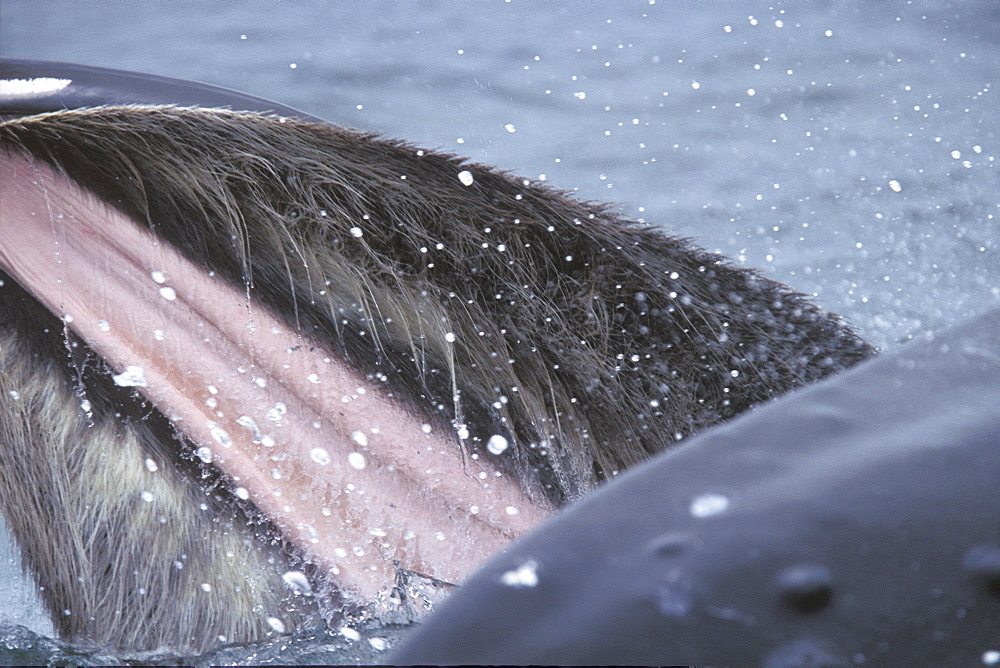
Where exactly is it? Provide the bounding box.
[0,151,552,601]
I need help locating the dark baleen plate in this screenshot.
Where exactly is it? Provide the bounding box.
[392,307,1000,665]
[0,59,322,121]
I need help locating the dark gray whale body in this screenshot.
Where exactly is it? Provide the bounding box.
[2,61,996,663]
[0,58,323,121]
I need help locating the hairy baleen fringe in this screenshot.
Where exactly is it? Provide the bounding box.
[0,105,874,651]
[1,105,873,499]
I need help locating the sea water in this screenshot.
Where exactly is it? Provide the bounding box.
[1,1,997,663]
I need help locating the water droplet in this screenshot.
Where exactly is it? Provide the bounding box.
[310,447,331,465]
[340,626,361,642]
[500,560,538,587]
[208,422,232,447]
[349,226,364,238]
[140,490,154,503]
[297,523,319,543]
[457,170,474,186]
[234,487,250,500]
[150,270,167,284]
[267,617,285,633]
[159,286,177,301]
[112,366,147,387]
[348,452,366,470]
[196,447,213,463]
[689,493,730,518]
[487,434,509,455]
[144,458,158,473]
[236,415,263,443]
[282,570,312,595]
[267,402,287,421]
[351,430,368,447]
[97,319,111,332]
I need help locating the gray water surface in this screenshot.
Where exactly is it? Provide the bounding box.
[1,1,997,663]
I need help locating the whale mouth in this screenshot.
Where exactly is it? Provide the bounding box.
[0,148,552,602]
[0,101,874,653]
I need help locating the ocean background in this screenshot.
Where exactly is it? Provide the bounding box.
[1,1,997,663]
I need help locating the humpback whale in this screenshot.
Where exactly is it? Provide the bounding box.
[1,60,874,653]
